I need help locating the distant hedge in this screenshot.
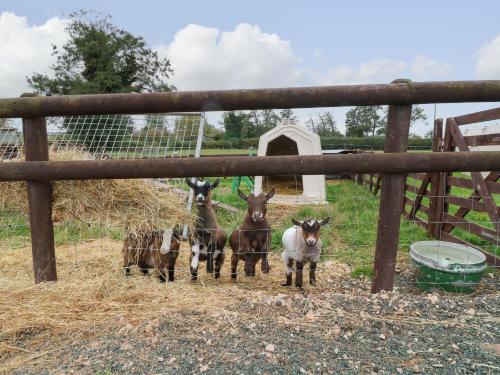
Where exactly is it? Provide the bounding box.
[203,136,432,150]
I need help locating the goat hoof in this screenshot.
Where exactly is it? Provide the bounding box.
[310,280,316,286]
[282,283,292,287]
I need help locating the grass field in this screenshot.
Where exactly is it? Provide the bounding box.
[107,148,253,159]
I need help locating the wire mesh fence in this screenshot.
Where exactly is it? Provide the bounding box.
[1,175,498,290]
[1,110,499,291]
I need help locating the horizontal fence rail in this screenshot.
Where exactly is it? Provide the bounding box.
[1,80,500,117]
[1,152,500,182]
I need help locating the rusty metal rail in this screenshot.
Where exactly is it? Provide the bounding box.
[1,80,500,118]
[1,152,500,181]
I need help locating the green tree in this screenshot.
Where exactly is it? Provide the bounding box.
[345,106,384,137]
[279,109,296,121]
[28,11,173,95]
[308,111,343,136]
[27,11,174,152]
[222,111,252,140]
[376,105,428,135]
[248,109,280,136]
[204,121,224,140]
[0,118,10,129]
[424,129,434,139]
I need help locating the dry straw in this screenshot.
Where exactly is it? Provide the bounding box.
[0,238,350,372]
[0,147,195,232]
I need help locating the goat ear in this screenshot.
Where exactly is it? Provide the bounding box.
[210,178,220,190]
[237,189,248,201]
[319,217,330,226]
[265,187,276,201]
[185,178,195,189]
[292,218,303,227]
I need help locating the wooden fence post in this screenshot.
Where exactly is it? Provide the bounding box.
[22,94,57,283]
[371,79,412,293]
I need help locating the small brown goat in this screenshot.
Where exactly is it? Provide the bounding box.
[229,188,275,279]
[123,225,182,282]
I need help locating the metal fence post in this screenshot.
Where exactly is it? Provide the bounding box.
[371,80,412,293]
[428,118,443,237]
[183,112,206,239]
[22,94,57,282]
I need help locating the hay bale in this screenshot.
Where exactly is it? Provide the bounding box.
[0,148,194,231]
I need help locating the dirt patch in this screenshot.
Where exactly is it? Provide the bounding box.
[1,240,499,374]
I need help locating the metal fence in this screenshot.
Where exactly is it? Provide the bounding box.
[1,79,500,293]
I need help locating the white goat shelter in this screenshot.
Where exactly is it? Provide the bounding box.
[254,119,326,204]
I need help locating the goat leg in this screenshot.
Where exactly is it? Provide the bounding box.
[244,254,254,277]
[190,240,201,281]
[167,256,176,282]
[206,246,214,274]
[295,261,304,288]
[283,273,292,287]
[230,252,239,280]
[309,262,317,286]
[158,268,167,283]
[214,250,224,279]
[261,251,270,274]
[282,257,294,287]
[123,253,131,276]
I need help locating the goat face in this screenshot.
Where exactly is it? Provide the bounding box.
[238,188,275,223]
[185,178,220,206]
[291,217,330,246]
[159,225,182,254]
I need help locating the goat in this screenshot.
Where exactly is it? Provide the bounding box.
[185,178,227,280]
[281,217,330,288]
[229,188,275,279]
[123,225,182,282]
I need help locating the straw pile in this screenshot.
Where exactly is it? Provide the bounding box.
[0,238,351,372]
[0,148,194,232]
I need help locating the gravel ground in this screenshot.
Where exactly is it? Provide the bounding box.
[10,267,499,375]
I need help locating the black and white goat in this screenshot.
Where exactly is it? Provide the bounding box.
[281,217,330,288]
[185,178,227,280]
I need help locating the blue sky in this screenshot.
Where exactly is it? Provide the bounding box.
[1,1,499,134]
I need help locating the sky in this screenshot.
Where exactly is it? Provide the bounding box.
[0,0,499,135]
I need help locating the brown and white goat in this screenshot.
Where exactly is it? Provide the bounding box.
[281,217,329,288]
[185,178,227,280]
[229,188,275,279]
[123,225,182,282]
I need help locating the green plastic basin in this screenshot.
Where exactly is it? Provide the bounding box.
[410,241,487,293]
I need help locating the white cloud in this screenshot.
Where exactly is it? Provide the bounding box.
[157,23,301,90]
[0,12,69,97]
[310,56,452,86]
[411,55,452,80]
[311,58,407,85]
[475,34,500,79]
